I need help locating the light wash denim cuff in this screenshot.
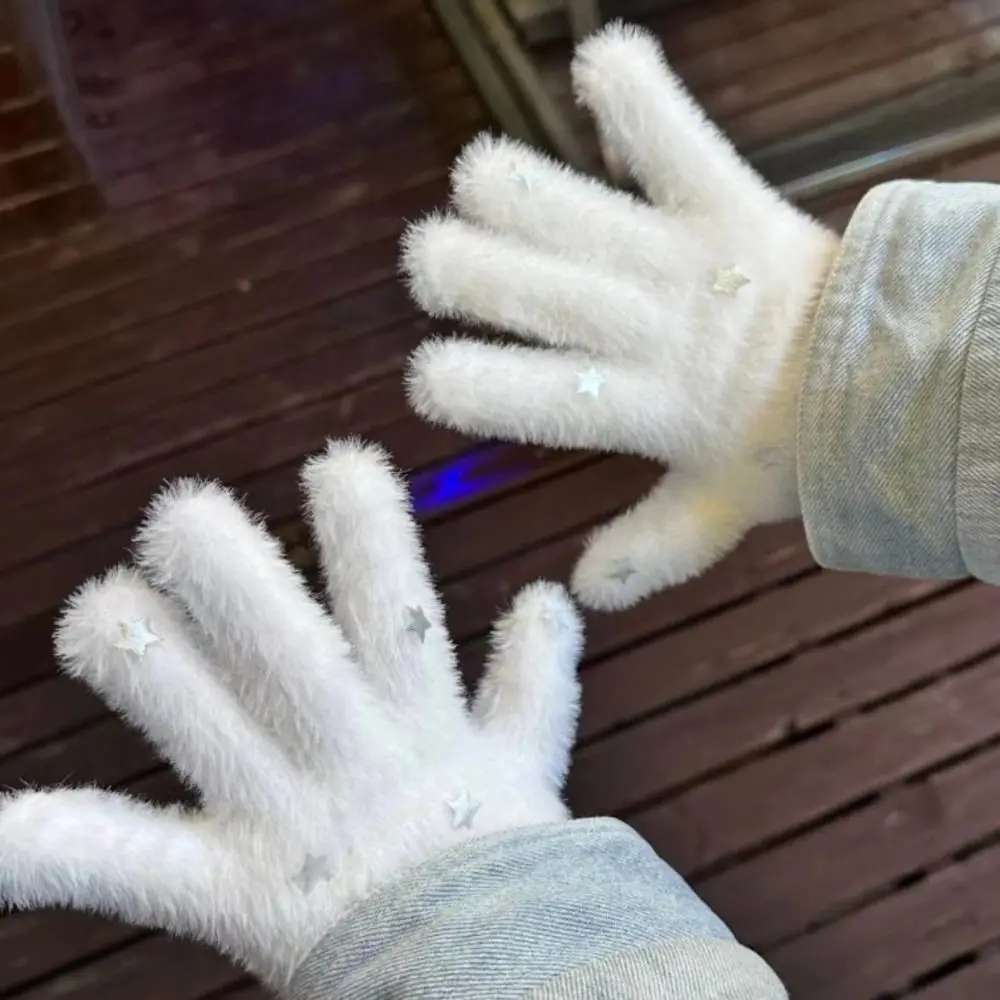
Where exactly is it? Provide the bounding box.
[288,817,786,999]
[798,178,1000,583]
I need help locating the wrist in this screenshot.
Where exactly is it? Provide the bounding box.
[732,213,839,525]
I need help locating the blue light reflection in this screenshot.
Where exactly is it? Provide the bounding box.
[410,444,532,517]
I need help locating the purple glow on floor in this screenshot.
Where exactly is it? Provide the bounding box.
[409,444,539,517]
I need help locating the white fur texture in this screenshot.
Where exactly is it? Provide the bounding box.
[400,21,840,608]
[0,440,584,994]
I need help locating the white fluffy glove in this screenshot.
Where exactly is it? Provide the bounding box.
[0,441,583,994]
[401,22,840,609]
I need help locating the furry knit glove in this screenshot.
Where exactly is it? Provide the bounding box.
[401,22,840,609]
[0,441,583,995]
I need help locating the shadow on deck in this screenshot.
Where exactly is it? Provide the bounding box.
[1,2,999,998]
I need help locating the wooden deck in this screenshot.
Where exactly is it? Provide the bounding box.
[2,1,1000,998]
[436,0,1000,202]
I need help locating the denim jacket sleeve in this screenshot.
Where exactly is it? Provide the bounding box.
[798,178,1000,582]
[288,818,786,1000]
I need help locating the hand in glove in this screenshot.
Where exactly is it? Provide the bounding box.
[401,22,839,609]
[0,441,583,995]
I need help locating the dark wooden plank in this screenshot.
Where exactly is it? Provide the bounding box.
[0,241,407,440]
[571,580,997,811]
[65,0,345,77]
[631,652,1000,875]
[575,569,956,747]
[2,299,428,489]
[0,90,479,322]
[0,45,33,98]
[0,24,468,267]
[724,32,1000,147]
[0,910,146,996]
[672,0,1000,129]
[0,141,73,198]
[0,181,100,253]
[0,714,148,789]
[14,933,238,1000]
[1,292,427,496]
[211,985,270,1000]
[0,92,62,148]
[666,0,912,91]
[0,373,411,575]
[73,0,426,113]
[908,950,1000,1000]
[79,5,454,179]
[767,843,1000,999]
[0,284,421,472]
[90,42,458,195]
[0,67,475,282]
[0,675,104,758]
[659,0,881,57]
[0,168,448,382]
[698,738,1000,951]
[0,99,473,342]
[61,0,337,74]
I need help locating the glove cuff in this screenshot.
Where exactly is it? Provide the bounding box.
[288,817,784,1000]
[797,178,1000,581]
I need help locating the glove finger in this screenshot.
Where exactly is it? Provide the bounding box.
[134,479,383,773]
[472,581,583,792]
[407,337,697,461]
[450,132,692,287]
[571,22,773,214]
[301,439,467,731]
[400,214,666,359]
[0,787,233,941]
[571,470,752,609]
[55,566,302,816]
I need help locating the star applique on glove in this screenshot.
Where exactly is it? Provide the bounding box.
[0,440,583,994]
[400,21,839,609]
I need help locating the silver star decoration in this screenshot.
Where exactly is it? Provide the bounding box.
[405,605,432,643]
[609,562,636,585]
[292,853,333,894]
[712,266,751,296]
[113,618,161,657]
[447,789,481,830]
[576,366,605,398]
